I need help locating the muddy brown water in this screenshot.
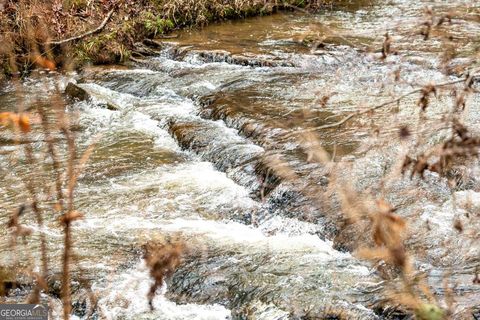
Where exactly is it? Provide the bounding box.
[1,0,480,319]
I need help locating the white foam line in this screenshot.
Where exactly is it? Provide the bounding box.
[158,218,349,259]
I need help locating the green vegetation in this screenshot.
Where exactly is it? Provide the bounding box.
[143,13,174,37]
[0,0,332,76]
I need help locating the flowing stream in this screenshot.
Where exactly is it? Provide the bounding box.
[1,0,480,319]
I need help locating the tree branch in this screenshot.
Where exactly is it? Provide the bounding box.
[47,9,115,46]
[284,70,480,139]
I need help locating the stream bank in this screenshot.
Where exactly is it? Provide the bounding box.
[0,0,333,79]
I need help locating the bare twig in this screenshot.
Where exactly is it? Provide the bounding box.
[283,72,480,139]
[22,143,49,281]
[38,106,64,210]
[60,112,77,320]
[47,10,115,46]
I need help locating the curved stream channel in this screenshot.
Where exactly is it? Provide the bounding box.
[1,0,480,319]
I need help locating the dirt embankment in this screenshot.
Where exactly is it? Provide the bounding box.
[0,0,330,79]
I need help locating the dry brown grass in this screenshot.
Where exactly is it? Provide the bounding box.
[0,0,332,75]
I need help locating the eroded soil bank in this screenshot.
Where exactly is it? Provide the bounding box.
[0,0,335,78]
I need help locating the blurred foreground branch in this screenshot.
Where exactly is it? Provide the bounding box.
[285,68,480,138]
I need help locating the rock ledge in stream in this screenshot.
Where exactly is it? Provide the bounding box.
[192,50,295,68]
[65,82,119,111]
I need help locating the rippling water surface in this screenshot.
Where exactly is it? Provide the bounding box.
[1,0,479,318]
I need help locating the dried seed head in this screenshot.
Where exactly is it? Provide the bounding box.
[32,55,56,71]
[18,114,31,133]
[453,219,463,233]
[399,126,411,139]
[59,211,84,224]
[418,85,437,111]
